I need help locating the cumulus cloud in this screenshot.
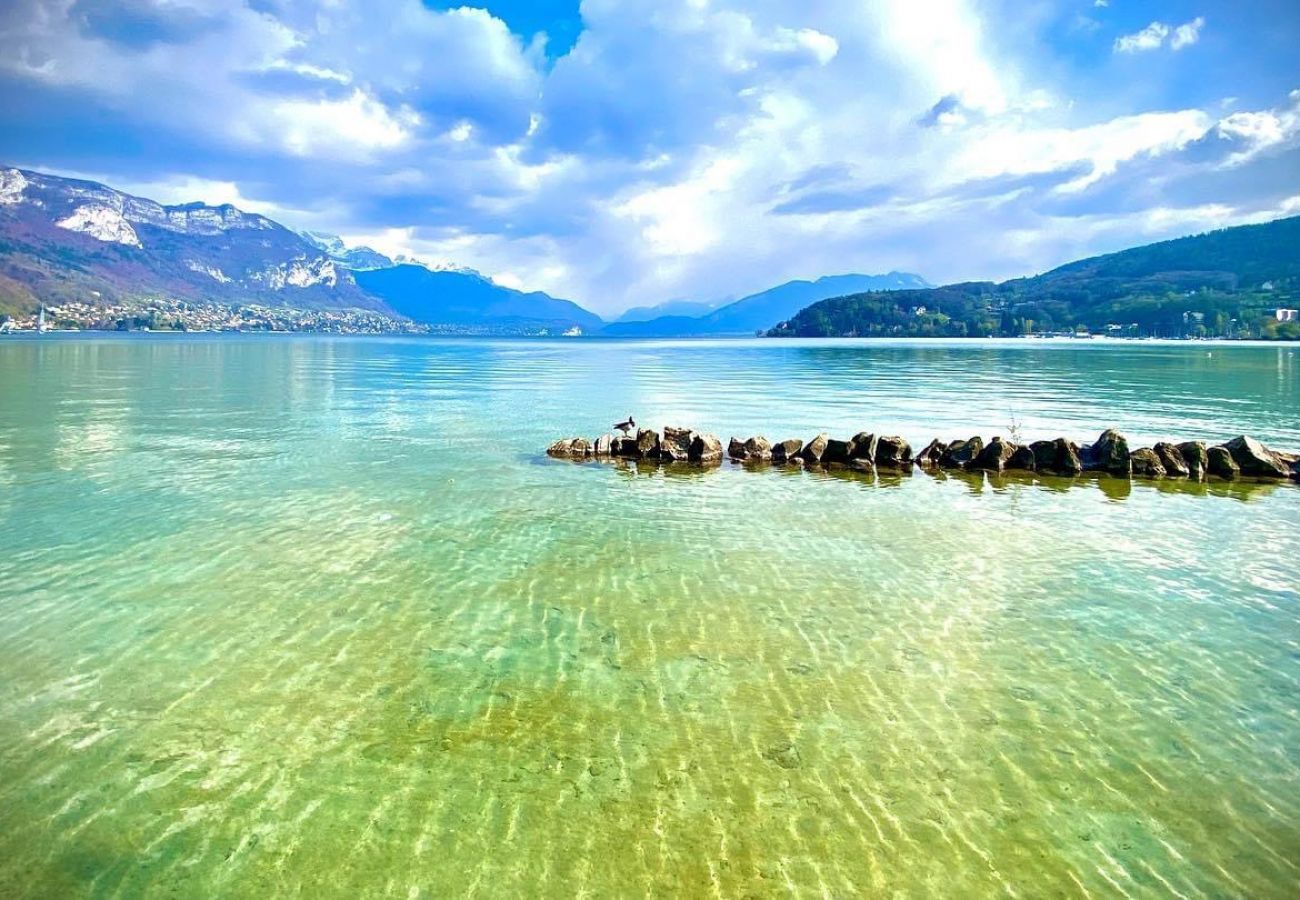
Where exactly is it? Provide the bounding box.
[1115,17,1204,53]
[0,0,1295,313]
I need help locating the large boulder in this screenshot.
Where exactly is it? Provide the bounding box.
[657,426,692,461]
[849,432,878,462]
[1207,446,1239,479]
[1008,444,1037,471]
[822,436,855,465]
[1177,441,1208,479]
[744,436,773,461]
[771,438,803,463]
[874,436,913,468]
[689,432,724,463]
[592,434,614,457]
[636,428,660,458]
[1083,429,1131,476]
[938,436,983,469]
[727,437,748,460]
[613,436,639,457]
[1153,442,1189,478]
[915,438,945,468]
[569,438,592,457]
[1030,438,1083,474]
[1129,448,1166,478]
[1223,435,1290,478]
[799,433,830,464]
[971,436,1017,471]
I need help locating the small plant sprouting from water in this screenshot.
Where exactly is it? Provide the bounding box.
[1007,412,1023,443]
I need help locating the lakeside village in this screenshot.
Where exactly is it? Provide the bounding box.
[0,297,1296,340]
[0,299,582,337]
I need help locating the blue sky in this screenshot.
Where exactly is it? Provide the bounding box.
[1,0,1298,314]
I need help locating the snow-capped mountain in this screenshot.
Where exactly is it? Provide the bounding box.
[0,167,382,314]
[299,231,394,271]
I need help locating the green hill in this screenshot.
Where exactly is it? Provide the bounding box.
[769,216,1300,340]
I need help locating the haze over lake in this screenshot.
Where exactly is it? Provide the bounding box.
[1,335,1297,896]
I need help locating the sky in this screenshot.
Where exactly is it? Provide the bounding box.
[1,0,1298,315]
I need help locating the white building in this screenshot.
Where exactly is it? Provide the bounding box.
[1276,308,1298,322]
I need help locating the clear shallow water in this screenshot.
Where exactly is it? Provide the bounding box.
[0,335,1298,898]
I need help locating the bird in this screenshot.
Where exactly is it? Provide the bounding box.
[613,415,636,436]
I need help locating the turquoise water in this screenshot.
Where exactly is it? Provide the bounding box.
[0,335,1298,897]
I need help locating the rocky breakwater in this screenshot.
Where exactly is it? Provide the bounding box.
[915,429,1299,484]
[548,426,724,465]
[549,425,1300,485]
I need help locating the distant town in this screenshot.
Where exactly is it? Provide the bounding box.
[0,299,584,337]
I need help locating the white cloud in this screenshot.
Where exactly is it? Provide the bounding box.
[1115,17,1205,53]
[1115,21,1170,53]
[1171,17,1205,50]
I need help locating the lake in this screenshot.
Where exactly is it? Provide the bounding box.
[1,335,1298,897]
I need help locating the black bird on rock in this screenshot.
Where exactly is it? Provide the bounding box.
[613,415,636,436]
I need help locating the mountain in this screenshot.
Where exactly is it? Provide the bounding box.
[769,216,1300,340]
[601,272,932,336]
[354,264,603,333]
[615,299,720,323]
[0,167,383,317]
[0,166,607,334]
[300,231,394,271]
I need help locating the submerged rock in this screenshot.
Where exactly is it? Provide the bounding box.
[875,436,912,468]
[1177,441,1208,479]
[972,436,1017,471]
[938,436,983,469]
[771,438,803,463]
[1153,442,1189,478]
[1207,446,1239,479]
[547,438,579,457]
[1083,429,1131,476]
[1129,448,1166,478]
[1224,435,1290,478]
[799,433,830,465]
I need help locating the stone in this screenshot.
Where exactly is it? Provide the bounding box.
[1177,441,1208,479]
[822,436,855,465]
[547,438,577,456]
[727,437,748,460]
[799,433,830,464]
[971,436,1017,471]
[635,428,660,458]
[914,439,945,468]
[1083,429,1131,476]
[771,439,803,463]
[1207,446,1239,479]
[938,436,983,469]
[689,432,724,463]
[657,426,692,461]
[1008,444,1037,471]
[744,436,773,461]
[1223,435,1290,478]
[613,436,639,457]
[849,432,878,462]
[1031,438,1082,474]
[569,438,592,457]
[874,435,913,468]
[1129,448,1166,478]
[592,434,614,457]
[850,458,875,474]
[1153,442,1189,478]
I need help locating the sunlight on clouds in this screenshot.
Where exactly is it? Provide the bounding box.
[269,90,420,158]
[1115,17,1204,53]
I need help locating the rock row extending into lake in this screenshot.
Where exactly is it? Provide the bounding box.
[548,428,1300,484]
